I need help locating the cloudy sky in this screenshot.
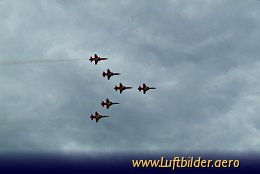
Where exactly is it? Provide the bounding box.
[0,0,260,153]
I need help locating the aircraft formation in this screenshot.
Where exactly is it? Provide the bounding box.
[89,54,156,123]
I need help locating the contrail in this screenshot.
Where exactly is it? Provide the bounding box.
[0,58,87,65]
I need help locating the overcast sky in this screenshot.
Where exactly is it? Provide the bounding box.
[0,0,260,153]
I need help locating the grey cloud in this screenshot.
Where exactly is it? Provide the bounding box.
[0,0,260,153]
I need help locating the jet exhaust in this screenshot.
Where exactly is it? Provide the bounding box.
[0,58,87,66]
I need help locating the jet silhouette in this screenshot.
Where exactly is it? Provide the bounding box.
[102,69,120,80]
[114,83,132,94]
[138,83,156,94]
[101,98,119,109]
[90,111,109,123]
[89,54,108,65]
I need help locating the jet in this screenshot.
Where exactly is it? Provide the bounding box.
[90,111,109,123]
[89,54,108,65]
[101,98,119,109]
[138,83,156,94]
[102,69,120,80]
[114,83,132,94]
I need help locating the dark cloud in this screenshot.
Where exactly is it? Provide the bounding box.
[0,0,260,153]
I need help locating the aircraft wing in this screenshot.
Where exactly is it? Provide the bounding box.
[95,54,98,58]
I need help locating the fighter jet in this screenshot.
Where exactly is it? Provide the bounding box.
[114,83,132,94]
[90,112,109,123]
[89,54,108,65]
[101,98,119,109]
[102,69,120,80]
[138,83,156,94]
